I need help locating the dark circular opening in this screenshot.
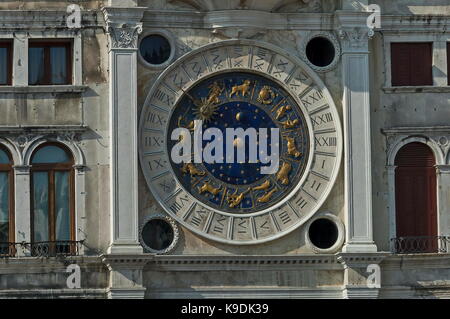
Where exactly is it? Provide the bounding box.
[305,37,336,68]
[308,218,339,249]
[141,219,174,251]
[140,34,171,65]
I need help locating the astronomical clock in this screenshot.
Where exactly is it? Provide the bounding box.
[139,40,342,245]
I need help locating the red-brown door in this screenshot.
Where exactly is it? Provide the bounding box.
[395,143,437,252]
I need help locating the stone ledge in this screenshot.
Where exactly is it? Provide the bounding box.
[382,86,450,94]
[0,85,88,94]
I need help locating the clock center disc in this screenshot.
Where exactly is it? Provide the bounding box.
[167,72,310,214]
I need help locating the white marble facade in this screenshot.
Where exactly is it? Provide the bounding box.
[0,0,449,299]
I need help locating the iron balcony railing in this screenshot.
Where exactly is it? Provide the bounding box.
[391,236,450,254]
[0,241,84,258]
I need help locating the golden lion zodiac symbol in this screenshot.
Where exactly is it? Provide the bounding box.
[275,105,292,120]
[257,86,276,105]
[276,161,292,185]
[198,181,222,196]
[230,80,252,98]
[286,137,302,158]
[181,163,206,177]
[227,188,250,208]
[257,188,278,203]
[252,180,271,192]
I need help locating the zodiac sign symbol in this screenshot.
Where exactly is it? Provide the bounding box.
[252,180,271,192]
[279,116,299,129]
[227,188,250,208]
[286,137,301,158]
[257,188,278,203]
[206,81,224,105]
[257,86,276,105]
[181,163,206,177]
[276,161,292,185]
[275,105,292,120]
[230,80,252,98]
[198,181,222,196]
[178,116,196,131]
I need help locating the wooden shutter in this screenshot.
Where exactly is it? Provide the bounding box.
[395,143,437,240]
[391,43,433,86]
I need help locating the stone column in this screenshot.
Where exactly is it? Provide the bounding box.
[337,14,377,253]
[13,165,31,256]
[386,165,397,252]
[103,7,145,254]
[436,165,450,249]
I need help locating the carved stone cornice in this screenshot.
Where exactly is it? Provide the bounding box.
[102,7,146,49]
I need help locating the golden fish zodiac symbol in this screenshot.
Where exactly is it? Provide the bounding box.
[252,180,271,191]
[198,181,222,196]
[279,117,299,129]
[181,163,206,177]
[275,105,292,120]
[276,161,292,185]
[227,188,250,208]
[257,188,278,203]
[286,137,302,158]
[230,80,252,98]
[257,86,276,105]
[206,81,224,105]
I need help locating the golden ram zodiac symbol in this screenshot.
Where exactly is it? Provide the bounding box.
[257,86,276,105]
[285,137,302,158]
[181,163,206,177]
[252,180,271,192]
[275,104,292,120]
[276,161,292,185]
[198,181,222,196]
[227,188,251,208]
[230,80,252,98]
[257,188,278,204]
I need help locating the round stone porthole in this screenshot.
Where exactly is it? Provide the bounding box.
[306,212,344,253]
[300,32,341,72]
[138,30,175,69]
[139,214,179,254]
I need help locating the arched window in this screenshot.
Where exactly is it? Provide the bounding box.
[394,142,437,253]
[0,146,13,256]
[31,143,75,255]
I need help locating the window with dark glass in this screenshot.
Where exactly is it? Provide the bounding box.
[0,41,12,85]
[139,34,171,65]
[31,144,75,255]
[0,147,14,256]
[391,42,433,86]
[28,40,72,85]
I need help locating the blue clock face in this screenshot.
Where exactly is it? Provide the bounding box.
[167,72,310,214]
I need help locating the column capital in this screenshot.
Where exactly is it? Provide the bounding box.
[335,11,373,53]
[102,7,146,49]
[436,165,450,174]
[13,165,31,174]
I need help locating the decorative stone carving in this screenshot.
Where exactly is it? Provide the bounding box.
[338,27,374,51]
[108,25,143,49]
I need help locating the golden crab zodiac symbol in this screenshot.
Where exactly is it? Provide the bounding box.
[285,137,302,158]
[257,86,276,105]
[276,161,292,185]
[257,188,278,204]
[181,163,206,177]
[227,188,251,208]
[198,181,222,196]
[230,80,252,98]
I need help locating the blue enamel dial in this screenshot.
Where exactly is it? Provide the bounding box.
[167,72,310,214]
